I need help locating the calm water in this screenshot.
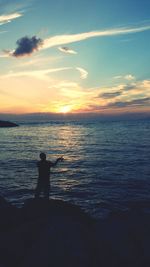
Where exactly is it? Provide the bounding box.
[0,119,150,218]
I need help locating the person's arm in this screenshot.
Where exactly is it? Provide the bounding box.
[50,156,64,167]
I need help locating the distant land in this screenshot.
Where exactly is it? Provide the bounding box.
[0,111,150,123]
[0,120,19,127]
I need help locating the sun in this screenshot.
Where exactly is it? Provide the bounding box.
[59,105,72,113]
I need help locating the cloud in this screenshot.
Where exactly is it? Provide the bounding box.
[124,74,135,81]
[120,80,150,95]
[52,81,93,104]
[52,81,79,89]
[42,25,150,50]
[108,97,150,108]
[58,46,77,54]
[11,36,43,57]
[17,55,62,67]
[83,97,150,113]
[99,91,122,99]
[1,65,88,81]
[0,30,7,35]
[87,79,150,112]
[0,12,22,25]
[1,67,71,80]
[114,74,135,80]
[0,0,32,12]
[76,67,88,79]
[4,24,150,58]
[0,53,9,58]
[122,84,137,91]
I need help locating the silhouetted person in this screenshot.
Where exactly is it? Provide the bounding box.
[35,152,63,199]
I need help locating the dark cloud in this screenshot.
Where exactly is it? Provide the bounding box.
[108,97,150,108]
[128,97,150,106]
[12,36,43,57]
[58,46,77,54]
[84,97,150,112]
[99,91,122,99]
[122,84,137,91]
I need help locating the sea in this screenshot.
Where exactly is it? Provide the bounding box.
[0,117,150,218]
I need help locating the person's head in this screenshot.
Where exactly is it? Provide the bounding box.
[40,152,46,160]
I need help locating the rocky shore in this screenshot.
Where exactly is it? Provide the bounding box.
[0,121,19,127]
[0,196,150,267]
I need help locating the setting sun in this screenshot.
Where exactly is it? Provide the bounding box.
[59,105,72,113]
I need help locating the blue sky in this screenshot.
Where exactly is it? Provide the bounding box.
[0,0,150,114]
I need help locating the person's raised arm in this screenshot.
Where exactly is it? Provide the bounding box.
[50,156,64,167]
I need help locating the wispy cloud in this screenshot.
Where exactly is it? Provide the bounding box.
[52,81,79,89]
[0,30,7,34]
[0,53,9,58]
[99,91,122,99]
[81,97,150,113]
[4,24,150,58]
[1,67,71,80]
[114,74,135,80]
[0,12,23,25]
[76,67,88,79]
[52,81,93,102]
[58,46,77,54]
[124,74,135,81]
[92,79,150,112]
[0,65,88,81]
[16,55,62,67]
[107,97,150,108]
[0,0,33,13]
[43,25,150,50]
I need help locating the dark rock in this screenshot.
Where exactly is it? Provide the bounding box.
[93,210,150,267]
[0,197,96,267]
[0,196,19,230]
[0,120,19,127]
[1,196,150,267]
[22,198,93,224]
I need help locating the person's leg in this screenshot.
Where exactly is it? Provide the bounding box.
[43,182,50,200]
[35,180,42,198]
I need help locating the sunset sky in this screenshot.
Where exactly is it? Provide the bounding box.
[0,0,150,115]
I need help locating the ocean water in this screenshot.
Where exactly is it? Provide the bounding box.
[0,118,150,218]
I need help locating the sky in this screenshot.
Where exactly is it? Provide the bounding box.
[0,0,150,115]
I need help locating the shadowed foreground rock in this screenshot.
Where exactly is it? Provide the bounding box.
[0,197,96,267]
[0,196,150,267]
